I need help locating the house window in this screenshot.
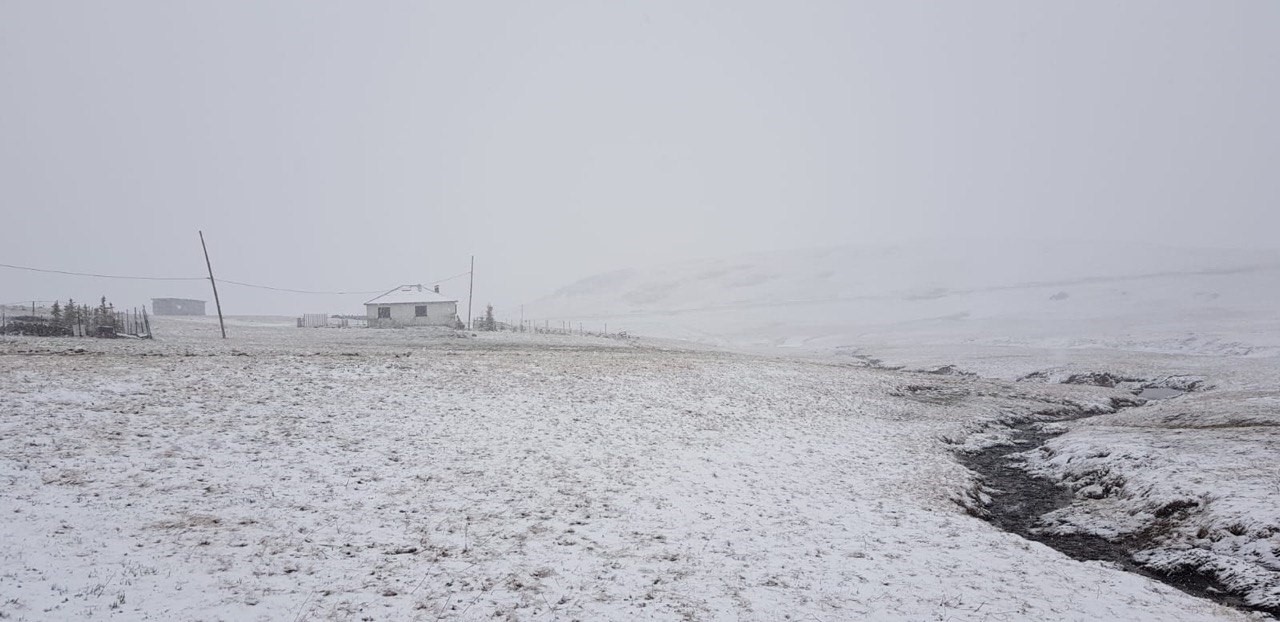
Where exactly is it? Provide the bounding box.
[415,305,428,317]
[377,307,391,319]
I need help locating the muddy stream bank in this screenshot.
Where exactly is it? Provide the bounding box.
[957,407,1276,618]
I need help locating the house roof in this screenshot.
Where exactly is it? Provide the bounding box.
[364,285,458,305]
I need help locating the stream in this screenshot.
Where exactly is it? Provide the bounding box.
[957,407,1273,618]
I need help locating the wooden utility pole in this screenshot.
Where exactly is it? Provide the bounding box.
[467,255,475,330]
[199,230,227,339]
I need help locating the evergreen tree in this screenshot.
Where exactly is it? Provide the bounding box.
[484,304,496,331]
[51,301,62,323]
[65,298,77,326]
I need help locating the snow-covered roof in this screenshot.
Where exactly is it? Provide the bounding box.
[364,285,458,306]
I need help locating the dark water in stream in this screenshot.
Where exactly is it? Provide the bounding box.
[958,412,1274,618]
[1137,387,1186,400]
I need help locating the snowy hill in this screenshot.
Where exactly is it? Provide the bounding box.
[528,240,1280,359]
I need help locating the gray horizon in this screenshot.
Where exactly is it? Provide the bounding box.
[3,1,1277,316]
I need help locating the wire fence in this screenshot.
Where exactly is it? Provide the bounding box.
[2,259,478,339]
[473,317,630,340]
[0,304,151,339]
[3,259,627,342]
[296,314,367,328]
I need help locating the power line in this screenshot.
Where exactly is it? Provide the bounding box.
[427,270,473,286]
[0,262,205,281]
[0,300,58,307]
[214,279,387,295]
[2,260,475,297]
[214,270,473,295]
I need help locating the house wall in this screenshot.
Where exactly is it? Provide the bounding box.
[365,301,458,328]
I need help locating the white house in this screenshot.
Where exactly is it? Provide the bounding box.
[364,285,460,328]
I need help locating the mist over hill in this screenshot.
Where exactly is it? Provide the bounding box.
[528,240,1280,358]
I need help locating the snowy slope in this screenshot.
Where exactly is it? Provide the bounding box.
[524,240,1280,615]
[527,240,1280,358]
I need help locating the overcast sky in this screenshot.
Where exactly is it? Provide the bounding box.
[2,1,1277,316]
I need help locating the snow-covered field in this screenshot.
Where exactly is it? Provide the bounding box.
[0,316,1263,620]
[523,240,1280,615]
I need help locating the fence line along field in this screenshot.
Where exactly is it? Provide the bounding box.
[1,297,151,339]
[0,316,1252,621]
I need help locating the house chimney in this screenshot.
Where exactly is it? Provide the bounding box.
[433,285,440,294]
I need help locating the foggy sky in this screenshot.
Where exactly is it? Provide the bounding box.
[2,1,1278,317]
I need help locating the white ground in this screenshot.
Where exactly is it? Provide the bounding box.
[0,316,1265,621]
[526,241,1280,613]
[1020,374,1280,611]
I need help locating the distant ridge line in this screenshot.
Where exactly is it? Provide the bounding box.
[532,262,1280,321]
